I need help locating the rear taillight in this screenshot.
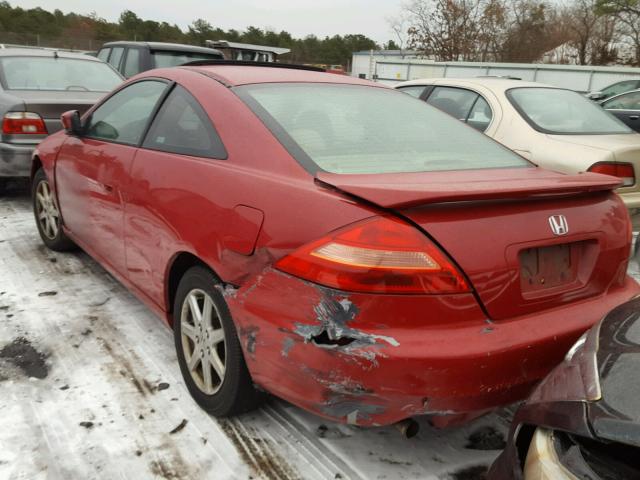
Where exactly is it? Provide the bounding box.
[275,216,470,294]
[2,112,47,135]
[588,162,635,187]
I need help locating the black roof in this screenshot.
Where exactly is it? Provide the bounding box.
[102,41,222,56]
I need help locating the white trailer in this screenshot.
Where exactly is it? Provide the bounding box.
[351,52,640,93]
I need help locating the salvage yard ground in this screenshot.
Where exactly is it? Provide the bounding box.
[1,182,638,480]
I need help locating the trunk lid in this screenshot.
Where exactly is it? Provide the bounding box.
[317,167,630,320]
[11,90,105,134]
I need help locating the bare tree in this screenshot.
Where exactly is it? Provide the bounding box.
[597,0,640,64]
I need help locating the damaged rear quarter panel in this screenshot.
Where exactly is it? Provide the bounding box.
[226,267,496,426]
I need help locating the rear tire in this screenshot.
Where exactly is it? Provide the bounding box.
[173,266,262,417]
[32,168,75,252]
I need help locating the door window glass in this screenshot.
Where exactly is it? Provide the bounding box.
[397,86,426,98]
[108,47,124,70]
[603,91,640,110]
[143,85,227,158]
[85,80,167,145]
[467,96,493,131]
[123,48,141,78]
[426,87,478,121]
[601,80,639,98]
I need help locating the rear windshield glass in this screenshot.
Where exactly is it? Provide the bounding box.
[507,87,631,135]
[151,50,222,68]
[0,56,122,92]
[237,83,529,174]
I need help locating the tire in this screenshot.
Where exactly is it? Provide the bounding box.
[173,266,262,416]
[32,168,76,252]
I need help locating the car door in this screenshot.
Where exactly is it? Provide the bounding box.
[55,79,169,276]
[125,84,228,305]
[602,91,640,132]
[123,84,228,305]
[122,47,143,78]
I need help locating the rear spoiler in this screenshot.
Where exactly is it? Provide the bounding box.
[315,168,622,209]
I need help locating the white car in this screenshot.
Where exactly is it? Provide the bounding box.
[395,77,640,210]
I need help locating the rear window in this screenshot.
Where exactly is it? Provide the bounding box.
[0,56,122,92]
[151,50,222,68]
[236,83,528,174]
[507,87,631,135]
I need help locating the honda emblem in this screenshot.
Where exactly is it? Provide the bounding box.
[548,215,569,236]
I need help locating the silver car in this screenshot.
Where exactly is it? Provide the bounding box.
[0,47,123,188]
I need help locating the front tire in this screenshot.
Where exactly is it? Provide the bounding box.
[173,266,262,416]
[32,168,75,251]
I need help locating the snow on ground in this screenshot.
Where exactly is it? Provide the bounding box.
[0,183,637,480]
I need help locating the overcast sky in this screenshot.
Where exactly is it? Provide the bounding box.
[14,0,402,44]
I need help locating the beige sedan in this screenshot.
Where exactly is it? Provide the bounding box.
[395,77,640,210]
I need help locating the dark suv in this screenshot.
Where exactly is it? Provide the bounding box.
[97,41,224,78]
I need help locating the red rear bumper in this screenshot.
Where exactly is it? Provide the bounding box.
[228,269,640,427]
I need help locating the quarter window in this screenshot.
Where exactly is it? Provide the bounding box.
[427,87,478,121]
[143,85,227,159]
[97,48,110,62]
[85,80,167,145]
[467,96,493,131]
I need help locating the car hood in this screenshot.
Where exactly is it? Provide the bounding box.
[547,133,640,153]
[588,298,640,447]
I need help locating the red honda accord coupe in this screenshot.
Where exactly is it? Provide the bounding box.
[31,62,639,429]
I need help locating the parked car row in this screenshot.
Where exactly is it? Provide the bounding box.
[1,44,640,479]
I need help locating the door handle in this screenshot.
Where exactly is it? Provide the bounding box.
[629,115,639,120]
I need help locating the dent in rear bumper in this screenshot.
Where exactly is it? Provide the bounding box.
[227,268,640,427]
[0,142,35,177]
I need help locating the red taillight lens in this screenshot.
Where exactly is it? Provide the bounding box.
[2,112,47,135]
[588,162,635,187]
[275,216,470,294]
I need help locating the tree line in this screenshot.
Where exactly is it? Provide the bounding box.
[0,2,377,67]
[392,0,640,65]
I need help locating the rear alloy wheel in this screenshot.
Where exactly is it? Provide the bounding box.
[32,169,75,251]
[173,266,262,416]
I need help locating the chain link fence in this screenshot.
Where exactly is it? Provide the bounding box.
[0,31,100,52]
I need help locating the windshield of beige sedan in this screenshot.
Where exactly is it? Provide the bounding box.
[507,87,632,135]
[238,83,529,174]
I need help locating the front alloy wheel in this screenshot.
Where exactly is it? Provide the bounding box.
[32,168,75,251]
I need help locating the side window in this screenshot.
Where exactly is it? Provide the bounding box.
[467,96,493,132]
[123,48,141,78]
[108,47,125,70]
[97,48,110,62]
[604,91,640,110]
[602,80,637,98]
[397,86,426,98]
[142,85,227,159]
[85,80,167,145]
[426,87,478,121]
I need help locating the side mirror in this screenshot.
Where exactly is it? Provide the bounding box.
[61,110,82,135]
[587,91,606,101]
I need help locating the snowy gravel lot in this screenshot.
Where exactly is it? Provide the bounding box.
[1,182,637,480]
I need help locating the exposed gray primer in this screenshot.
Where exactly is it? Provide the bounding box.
[215,284,238,299]
[320,394,386,425]
[293,289,399,364]
[281,337,295,357]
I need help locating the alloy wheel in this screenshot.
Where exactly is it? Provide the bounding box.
[35,180,60,240]
[180,288,227,395]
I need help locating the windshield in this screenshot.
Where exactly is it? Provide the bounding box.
[151,50,222,68]
[237,83,529,174]
[0,56,122,92]
[507,87,631,135]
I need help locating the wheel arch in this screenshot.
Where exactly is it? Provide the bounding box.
[30,155,42,180]
[165,251,222,326]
